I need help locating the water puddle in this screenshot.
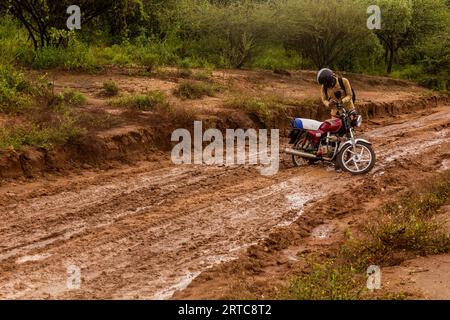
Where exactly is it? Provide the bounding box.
[311,224,334,239]
[16,253,52,264]
[440,159,450,171]
[152,272,201,300]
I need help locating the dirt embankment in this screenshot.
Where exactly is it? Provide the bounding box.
[0,68,448,180]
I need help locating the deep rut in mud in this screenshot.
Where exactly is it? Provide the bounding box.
[0,106,448,299]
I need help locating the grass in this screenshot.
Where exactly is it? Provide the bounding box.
[109,91,167,111]
[343,174,450,269]
[102,81,120,97]
[226,95,274,126]
[55,89,86,106]
[225,94,309,127]
[0,66,33,113]
[173,81,221,100]
[0,116,83,150]
[282,260,364,300]
[177,68,193,79]
[281,173,450,300]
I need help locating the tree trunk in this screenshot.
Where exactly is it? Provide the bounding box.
[384,47,388,65]
[387,46,394,74]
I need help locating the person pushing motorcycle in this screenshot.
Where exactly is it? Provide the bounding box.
[315,68,357,156]
[285,68,375,174]
[317,68,355,117]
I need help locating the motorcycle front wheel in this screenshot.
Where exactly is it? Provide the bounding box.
[336,141,376,174]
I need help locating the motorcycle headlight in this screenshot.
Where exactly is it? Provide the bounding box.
[356,115,363,127]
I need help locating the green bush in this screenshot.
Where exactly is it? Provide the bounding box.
[177,68,193,79]
[102,81,120,96]
[224,94,297,127]
[250,46,303,70]
[28,41,98,71]
[0,66,33,113]
[283,260,363,300]
[109,91,167,111]
[343,173,450,268]
[173,81,221,99]
[0,16,30,66]
[55,89,86,106]
[0,116,83,150]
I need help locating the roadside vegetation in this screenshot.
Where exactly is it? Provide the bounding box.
[0,0,448,151]
[281,172,450,300]
[109,90,168,111]
[0,0,448,90]
[0,66,96,150]
[101,81,120,97]
[173,81,222,100]
[225,94,318,128]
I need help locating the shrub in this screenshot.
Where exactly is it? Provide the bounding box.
[109,91,167,111]
[139,53,160,71]
[173,81,221,99]
[29,41,98,71]
[250,46,303,70]
[225,94,294,127]
[0,66,33,113]
[55,89,86,106]
[193,69,213,81]
[0,116,83,150]
[283,260,363,300]
[177,68,193,79]
[343,173,450,268]
[102,81,120,97]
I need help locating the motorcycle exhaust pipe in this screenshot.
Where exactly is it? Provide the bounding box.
[284,148,318,159]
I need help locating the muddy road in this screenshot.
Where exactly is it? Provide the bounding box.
[0,104,448,299]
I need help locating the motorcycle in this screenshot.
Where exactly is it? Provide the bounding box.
[284,104,376,174]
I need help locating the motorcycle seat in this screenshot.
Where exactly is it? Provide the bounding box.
[292,118,323,131]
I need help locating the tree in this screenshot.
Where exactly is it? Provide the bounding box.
[0,0,114,49]
[278,0,372,69]
[371,0,448,73]
[371,0,413,73]
[184,0,272,68]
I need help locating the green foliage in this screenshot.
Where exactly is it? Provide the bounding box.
[225,94,302,127]
[226,95,273,126]
[0,15,29,66]
[0,115,83,150]
[250,46,304,71]
[183,0,273,68]
[343,173,450,268]
[284,260,364,300]
[279,0,374,69]
[55,89,86,106]
[173,81,221,99]
[0,0,448,89]
[26,41,98,71]
[102,81,120,96]
[370,0,449,74]
[0,66,33,113]
[109,91,167,111]
[282,173,450,300]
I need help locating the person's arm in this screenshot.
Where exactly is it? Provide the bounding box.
[341,78,353,104]
[321,86,330,107]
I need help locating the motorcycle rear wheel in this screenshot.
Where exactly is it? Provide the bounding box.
[292,136,317,167]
